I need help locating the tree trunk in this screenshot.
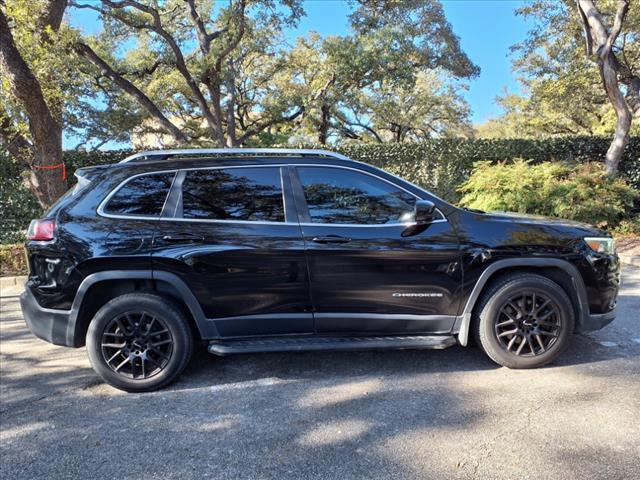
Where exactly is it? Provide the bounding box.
[206,75,226,147]
[318,103,331,145]
[600,58,632,174]
[0,7,67,208]
[225,59,238,147]
[577,0,632,175]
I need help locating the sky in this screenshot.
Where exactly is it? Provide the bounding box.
[66,0,535,148]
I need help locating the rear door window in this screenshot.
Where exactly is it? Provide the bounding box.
[104,172,176,217]
[181,167,285,222]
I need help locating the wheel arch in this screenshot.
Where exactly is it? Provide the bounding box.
[67,270,213,347]
[456,258,589,346]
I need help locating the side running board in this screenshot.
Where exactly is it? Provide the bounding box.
[208,335,456,356]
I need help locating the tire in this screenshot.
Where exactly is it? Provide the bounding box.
[86,293,193,392]
[472,273,574,369]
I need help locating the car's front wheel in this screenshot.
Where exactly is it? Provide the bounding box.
[473,273,575,369]
[86,293,193,392]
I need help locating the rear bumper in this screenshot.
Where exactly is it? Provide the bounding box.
[20,286,76,347]
[577,307,617,333]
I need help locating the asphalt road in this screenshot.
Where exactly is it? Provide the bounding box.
[1,267,639,480]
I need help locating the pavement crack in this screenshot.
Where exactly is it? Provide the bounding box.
[463,399,547,479]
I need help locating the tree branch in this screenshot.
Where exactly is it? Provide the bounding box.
[237,107,304,144]
[184,0,226,54]
[75,42,188,143]
[577,0,609,51]
[75,0,224,144]
[576,0,593,55]
[605,0,629,56]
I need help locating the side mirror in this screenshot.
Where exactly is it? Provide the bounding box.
[414,200,436,225]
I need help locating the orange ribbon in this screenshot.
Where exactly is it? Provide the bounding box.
[33,163,67,180]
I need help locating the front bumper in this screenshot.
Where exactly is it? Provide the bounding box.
[577,307,617,333]
[20,286,76,347]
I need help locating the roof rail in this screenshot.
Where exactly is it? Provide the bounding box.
[119,148,351,164]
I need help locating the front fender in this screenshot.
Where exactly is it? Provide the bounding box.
[454,258,590,346]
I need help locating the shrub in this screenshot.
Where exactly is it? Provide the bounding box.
[611,216,640,237]
[458,160,638,228]
[0,244,28,276]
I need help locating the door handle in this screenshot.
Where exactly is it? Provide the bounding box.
[161,234,204,243]
[311,235,351,244]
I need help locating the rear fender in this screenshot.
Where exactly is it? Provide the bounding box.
[66,270,212,346]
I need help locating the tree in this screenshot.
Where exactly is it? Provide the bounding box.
[0,0,70,207]
[341,71,473,143]
[282,0,478,144]
[478,0,639,171]
[70,0,304,147]
[577,0,636,174]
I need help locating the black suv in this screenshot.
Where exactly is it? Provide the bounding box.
[21,149,620,391]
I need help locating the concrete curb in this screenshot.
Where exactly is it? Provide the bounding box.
[620,254,640,267]
[0,275,27,291]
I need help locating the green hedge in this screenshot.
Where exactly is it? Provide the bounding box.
[2,136,638,243]
[62,136,640,196]
[331,136,640,198]
[58,136,640,197]
[1,150,43,244]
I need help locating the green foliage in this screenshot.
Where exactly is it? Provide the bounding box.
[0,150,42,243]
[611,216,640,237]
[274,0,480,144]
[458,161,638,228]
[478,0,640,138]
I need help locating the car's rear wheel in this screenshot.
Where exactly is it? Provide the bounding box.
[473,273,574,369]
[86,293,193,392]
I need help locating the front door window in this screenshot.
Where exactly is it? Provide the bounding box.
[297,167,417,225]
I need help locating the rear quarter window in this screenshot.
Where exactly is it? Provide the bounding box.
[103,172,176,216]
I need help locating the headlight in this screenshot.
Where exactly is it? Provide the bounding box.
[584,237,615,254]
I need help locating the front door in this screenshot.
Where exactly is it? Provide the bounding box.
[291,165,462,335]
[153,165,313,338]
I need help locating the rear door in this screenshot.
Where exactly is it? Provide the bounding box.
[292,165,462,335]
[152,165,313,338]
[97,170,176,261]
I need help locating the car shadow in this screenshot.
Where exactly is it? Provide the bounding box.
[177,342,498,390]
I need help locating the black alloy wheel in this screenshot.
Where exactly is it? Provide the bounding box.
[494,292,561,356]
[87,293,193,392]
[101,311,173,379]
[473,273,574,369]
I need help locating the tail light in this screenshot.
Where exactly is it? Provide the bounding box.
[27,218,56,241]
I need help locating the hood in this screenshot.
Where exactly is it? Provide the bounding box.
[477,210,608,236]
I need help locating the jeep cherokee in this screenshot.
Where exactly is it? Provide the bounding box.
[20,149,620,392]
